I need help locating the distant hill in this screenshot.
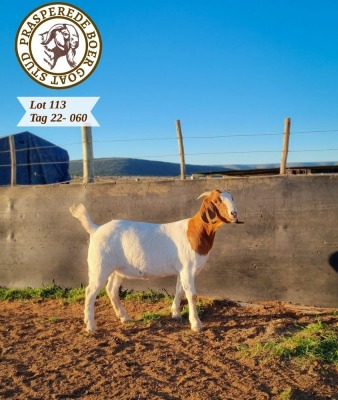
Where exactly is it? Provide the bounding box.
[69,157,222,177]
[69,158,338,177]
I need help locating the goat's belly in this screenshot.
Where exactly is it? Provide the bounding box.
[116,264,177,280]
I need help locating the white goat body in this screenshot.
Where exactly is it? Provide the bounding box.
[70,190,239,333]
[90,218,207,279]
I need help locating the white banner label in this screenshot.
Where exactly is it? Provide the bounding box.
[17,97,99,127]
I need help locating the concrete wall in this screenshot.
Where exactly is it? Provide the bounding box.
[1,176,338,307]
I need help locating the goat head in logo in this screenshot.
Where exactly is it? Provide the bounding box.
[39,24,79,70]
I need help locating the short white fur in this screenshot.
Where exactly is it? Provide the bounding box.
[220,192,237,215]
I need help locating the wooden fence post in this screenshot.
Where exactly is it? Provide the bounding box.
[175,119,186,180]
[280,117,291,175]
[81,125,94,184]
[9,135,16,186]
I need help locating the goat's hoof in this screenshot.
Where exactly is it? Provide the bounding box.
[86,326,97,335]
[171,313,181,320]
[120,316,131,323]
[191,322,203,332]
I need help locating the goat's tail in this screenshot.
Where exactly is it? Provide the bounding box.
[69,203,98,235]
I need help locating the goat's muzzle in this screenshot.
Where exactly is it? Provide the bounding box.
[229,212,244,224]
[229,211,238,224]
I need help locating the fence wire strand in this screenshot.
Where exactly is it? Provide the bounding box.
[0,128,338,169]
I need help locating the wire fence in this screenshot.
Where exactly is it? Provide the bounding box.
[2,129,338,155]
[1,123,338,186]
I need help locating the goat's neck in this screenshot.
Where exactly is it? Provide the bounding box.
[187,213,224,256]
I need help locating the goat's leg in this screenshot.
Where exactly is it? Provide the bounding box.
[85,266,111,333]
[84,283,102,334]
[180,271,202,332]
[106,273,131,323]
[171,275,184,319]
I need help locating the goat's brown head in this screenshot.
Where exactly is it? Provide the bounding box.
[198,190,239,226]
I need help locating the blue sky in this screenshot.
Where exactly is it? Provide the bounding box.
[1,1,338,166]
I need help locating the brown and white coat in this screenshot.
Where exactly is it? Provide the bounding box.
[70,190,240,333]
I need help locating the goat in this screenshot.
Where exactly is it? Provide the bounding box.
[70,190,240,333]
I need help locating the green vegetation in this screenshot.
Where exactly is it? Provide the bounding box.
[41,316,60,324]
[278,387,293,400]
[0,285,104,303]
[140,311,164,322]
[239,320,338,365]
[0,285,172,304]
[0,285,74,301]
[119,287,173,303]
[0,285,213,325]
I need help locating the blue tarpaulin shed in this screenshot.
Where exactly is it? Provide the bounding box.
[0,131,71,185]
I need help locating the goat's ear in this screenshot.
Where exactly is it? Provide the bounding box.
[207,205,217,221]
[200,201,217,224]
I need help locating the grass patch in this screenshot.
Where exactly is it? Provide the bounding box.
[239,320,338,365]
[0,285,213,323]
[0,284,104,303]
[119,287,173,303]
[0,285,171,304]
[41,316,60,324]
[140,311,163,323]
[0,285,71,301]
[278,387,293,400]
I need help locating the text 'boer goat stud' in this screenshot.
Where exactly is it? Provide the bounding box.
[70,190,242,333]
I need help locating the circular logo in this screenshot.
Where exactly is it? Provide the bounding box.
[15,2,102,89]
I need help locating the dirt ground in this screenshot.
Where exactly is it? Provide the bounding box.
[0,296,337,400]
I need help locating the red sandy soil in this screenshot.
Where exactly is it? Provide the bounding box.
[0,297,337,399]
